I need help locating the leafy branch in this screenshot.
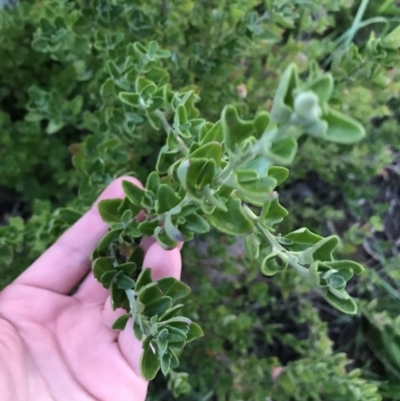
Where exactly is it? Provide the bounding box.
[92,42,368,380]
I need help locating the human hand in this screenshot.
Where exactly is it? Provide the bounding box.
[0,177,182,401]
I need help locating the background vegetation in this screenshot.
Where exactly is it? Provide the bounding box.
[1,0,400,399]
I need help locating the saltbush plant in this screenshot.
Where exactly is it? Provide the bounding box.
[1,0,400,399]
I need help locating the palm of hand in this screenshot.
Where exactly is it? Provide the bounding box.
[0,178,182,401]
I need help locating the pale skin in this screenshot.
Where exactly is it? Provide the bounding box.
[0,177,182,401]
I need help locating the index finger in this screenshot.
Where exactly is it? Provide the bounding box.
[13,176,142,294]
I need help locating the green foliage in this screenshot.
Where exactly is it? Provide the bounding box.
[1,0,400,399]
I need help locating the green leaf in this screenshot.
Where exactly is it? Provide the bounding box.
[186,158,216,191]
[92,257,115,283]
[208,198,254,235]
[98,199,123,223]
[139,220,159,236]
[200,121,223,144]
[302,74,333,104]
[261,252,289,276]
[241,156,271,177]
[270,63,299,123]
[325,290,357,315]
[253,111,270,137]
[155,184,182,213]
[244,232,261,260]
[310,236,340,262]
[136,268,153,291]
[181,212,210,234]
[134,317,143,341]
[117,262,137,276]
[169,349,180,369]
[112,314,130,330]
[263,199,289,225]
[189,142,222,165]
[157,328,169,355]
[285,228,323,252]
[323,107,366,144]
[159,304,185,321]
[128,246,144,267]
[237,176,277,200]
[101,270,119,287]
[119,92,140,107]
[143,296,173,317]
[267,166,289,186]
[265,138,298,165]
[186,322,204,343]
[165,325,188,345]
[146,172,161,193]
[382,26,400,49]
[138,282,162,304]
[157,277,191,302]
[122,180,145,207]
[117,274,136,290]
[110,282,129,310]
[324,260,364,275]
[165,214,184,242]
[154,226,178,249]
[160,352,172,375]
[221,105,254,150]
[140,343,160,380]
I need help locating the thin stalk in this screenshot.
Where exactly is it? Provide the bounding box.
[154,109,190,156]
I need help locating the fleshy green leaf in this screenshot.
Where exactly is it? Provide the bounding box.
[92,257,114,283]
[181,212,210,234]
[208,198,254,235]
[110,282,129,310]
[122,180,145,207]
[221,105,254,150]
[143,296,173,317]
[112,314,130,330]
[323,107,366,144]
[146,171,161,193]
[267,166,289,186]
[381,26,400,49]
[324,260,365,275]
[302,74,333,104]
[119,92,140,107]
[98,199,123,223]
[244,232,261,260]
[325,290,357,315]
[160,352,172,375]
[265,138,298,165]
[156,184,181,213]
[253,111,270,138]
[310,236,340,262]
[261,252,289,276]
[186,322,204,343]
[285,228,323,251]
[157,277,191,302]
[270,63,299,123]
[136,268,153,291]
[138,282,162,304]
[140,343,160,380]
[189,142,222,165]
[117,274,136,290]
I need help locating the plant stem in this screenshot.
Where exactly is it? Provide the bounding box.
[241,205,311,279]
[257,222,310,278]
[154,109,190,156]
[215,144,259,185]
